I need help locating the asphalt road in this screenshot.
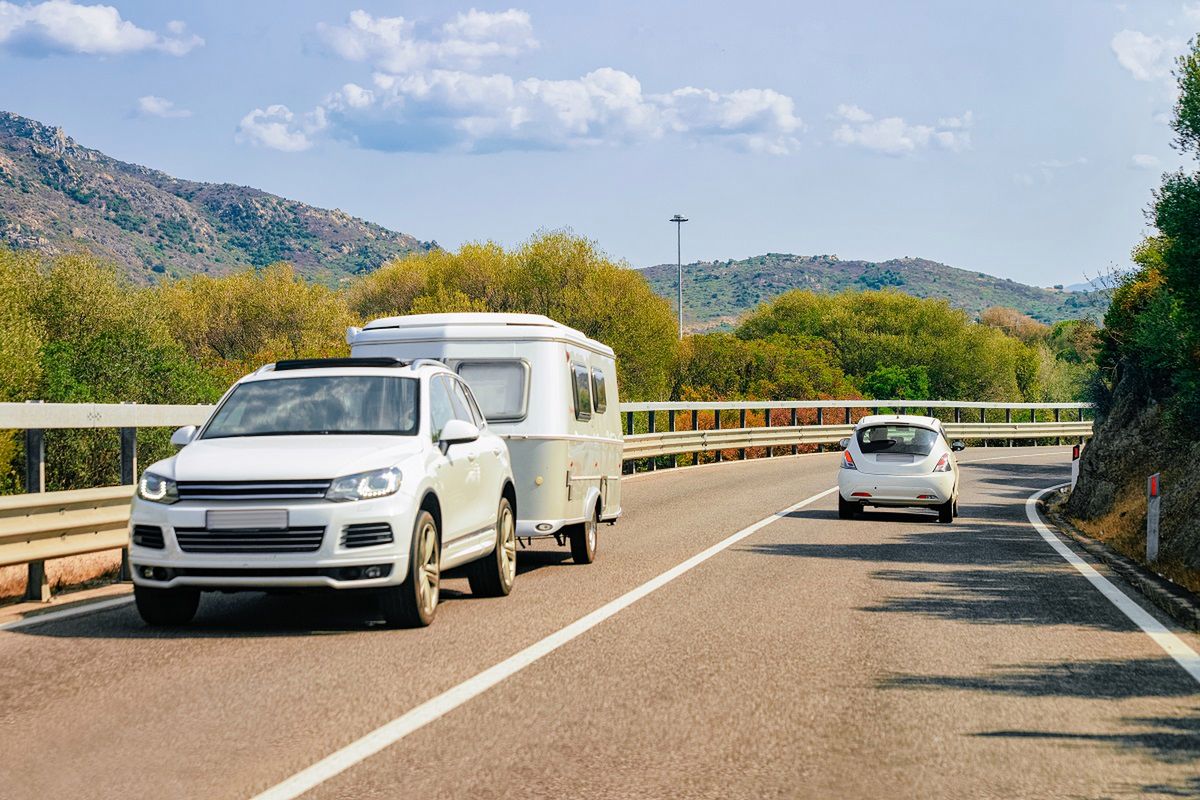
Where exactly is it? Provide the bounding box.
[2,447,1198,799]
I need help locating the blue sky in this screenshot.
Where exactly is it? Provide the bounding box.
[0,1,1195,285]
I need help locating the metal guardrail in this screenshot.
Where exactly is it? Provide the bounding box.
[0,399,1093,602]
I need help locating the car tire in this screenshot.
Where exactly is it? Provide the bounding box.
[838,495,860,519]
[380,509,440,628]
[938,499,954,524]
[134,584,200,626]
[467,496,517,597]
[569,506,598,564]
[952,498,959,518]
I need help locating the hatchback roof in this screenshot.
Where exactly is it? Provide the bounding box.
[855,414,941,431]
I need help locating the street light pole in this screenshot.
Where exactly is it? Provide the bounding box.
[670,214,688,340]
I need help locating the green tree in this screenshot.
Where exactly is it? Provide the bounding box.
[860,366,930,400]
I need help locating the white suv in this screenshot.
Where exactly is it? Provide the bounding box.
[128,357,518,628]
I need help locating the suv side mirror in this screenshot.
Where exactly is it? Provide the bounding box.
[837,438,850,451]
[951,440,966,452]
[439,419,480,447]
[171,425,197,448]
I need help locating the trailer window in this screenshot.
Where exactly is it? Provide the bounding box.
[571,362,592,421]
[591,368,607,413]
[457,360,528,422]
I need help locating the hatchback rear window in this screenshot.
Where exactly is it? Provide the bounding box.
[856,424,938,456]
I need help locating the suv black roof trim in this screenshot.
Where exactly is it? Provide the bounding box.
[272,357,409,371]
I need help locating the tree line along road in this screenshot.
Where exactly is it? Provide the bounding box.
[2,447,1197,799]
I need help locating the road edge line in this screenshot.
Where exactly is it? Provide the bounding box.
[250,486,838,800]
[1025,484,1200,685]
[0,594,134,632]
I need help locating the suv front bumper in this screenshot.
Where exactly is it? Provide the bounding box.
[128,493,419,591]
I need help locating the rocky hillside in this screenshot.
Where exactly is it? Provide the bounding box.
[640,253,1110,329]
[0,111,433,282]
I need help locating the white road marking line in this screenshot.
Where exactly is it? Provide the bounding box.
[0,595,133,631]
[250,486,839,800]
[961,448,1073,465]
[1026,484,1200,685]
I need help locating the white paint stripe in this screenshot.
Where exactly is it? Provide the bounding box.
[960,448,1072,465]
[1026,484,1200,685]
[0,595,133,631]
[250,486,839,800]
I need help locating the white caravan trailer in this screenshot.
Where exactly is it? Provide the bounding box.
[347,313,622,563]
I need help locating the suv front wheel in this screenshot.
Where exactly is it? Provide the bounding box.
[135,584,200,626]
[381,509,440,627]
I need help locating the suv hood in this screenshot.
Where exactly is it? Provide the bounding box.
[164,435,424,481]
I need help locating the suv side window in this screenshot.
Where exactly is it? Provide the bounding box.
[429,376,456,442]
[571,362,592,422]
[447,378,481,426]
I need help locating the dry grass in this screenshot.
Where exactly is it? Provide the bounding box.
[1067,486,1200,594]
[0,549,122,603]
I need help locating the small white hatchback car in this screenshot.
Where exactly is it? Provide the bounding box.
[129,357,518,628]
[837,414,965,523]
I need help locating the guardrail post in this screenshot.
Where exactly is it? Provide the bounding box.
[1054,408,1061,445]
[954,407,961,424]
[739,409,747,460]
[668,410,676,469]
[1006,407,1012,447]
[23,401,50,603]
[927,405,933,418]
[118,414,137,581]
[764,407,771,458]
[625,411,635,474]
[792,408,800,455]
[715,410,722,463]
[816,407,824,453]
[647,411,656,471]
[981,407,987,447]
[691,410,699,466]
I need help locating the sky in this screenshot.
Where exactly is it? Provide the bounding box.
[0,0,1195,286]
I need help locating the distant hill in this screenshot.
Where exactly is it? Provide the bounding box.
[0,111,433,282]
[640,253,1111,329]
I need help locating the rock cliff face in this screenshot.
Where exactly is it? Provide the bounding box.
[1067,373,1200,580]
[0,111,434,282]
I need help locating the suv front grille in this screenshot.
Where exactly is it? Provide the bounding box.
[176,480,332,501]
[342,522,394,548]
[174,526,325,553]
[132,524,165,549]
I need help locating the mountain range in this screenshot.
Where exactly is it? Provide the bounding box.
[640,254,1111,329]
[0,111,433,283]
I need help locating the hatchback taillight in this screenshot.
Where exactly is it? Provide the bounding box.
[933,453,953,473]
[842,450,857,470]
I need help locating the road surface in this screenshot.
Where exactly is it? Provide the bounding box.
[2,447,1198,799]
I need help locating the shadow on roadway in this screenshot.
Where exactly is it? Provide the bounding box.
[15,549,571,639]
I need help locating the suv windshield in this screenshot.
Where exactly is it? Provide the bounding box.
[856,424,938,456]
[203,376,419,438]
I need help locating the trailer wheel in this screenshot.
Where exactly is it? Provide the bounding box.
[569,506,598,564]
[135,585,200,626]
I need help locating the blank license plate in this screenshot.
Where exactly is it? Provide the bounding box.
[206,509,288,530]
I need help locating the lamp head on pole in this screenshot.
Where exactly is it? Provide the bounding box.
[670,214,688,224]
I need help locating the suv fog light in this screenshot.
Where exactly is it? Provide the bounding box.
[364,566,383,579]
[140,566,155,579]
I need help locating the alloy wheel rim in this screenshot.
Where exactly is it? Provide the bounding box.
[500,506,516,586]
[587,516,596,552]
[417,521,439,616]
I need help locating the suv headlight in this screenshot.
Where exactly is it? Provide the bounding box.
[138,472,179,504]
[326,467,402,502]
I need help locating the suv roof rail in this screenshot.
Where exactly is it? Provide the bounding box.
[409,358,446,370]
[272,357,410,371]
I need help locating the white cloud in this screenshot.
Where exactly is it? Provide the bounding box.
[316,8,536,73]
[136,95,190,118]
[831,106,971,155]
[248,9,805,155]
[1014,156,1087,185]
[1131,152,1161,169]
[1111,29,1178,82]
[0,0,201,56]
[237,105,327,152]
